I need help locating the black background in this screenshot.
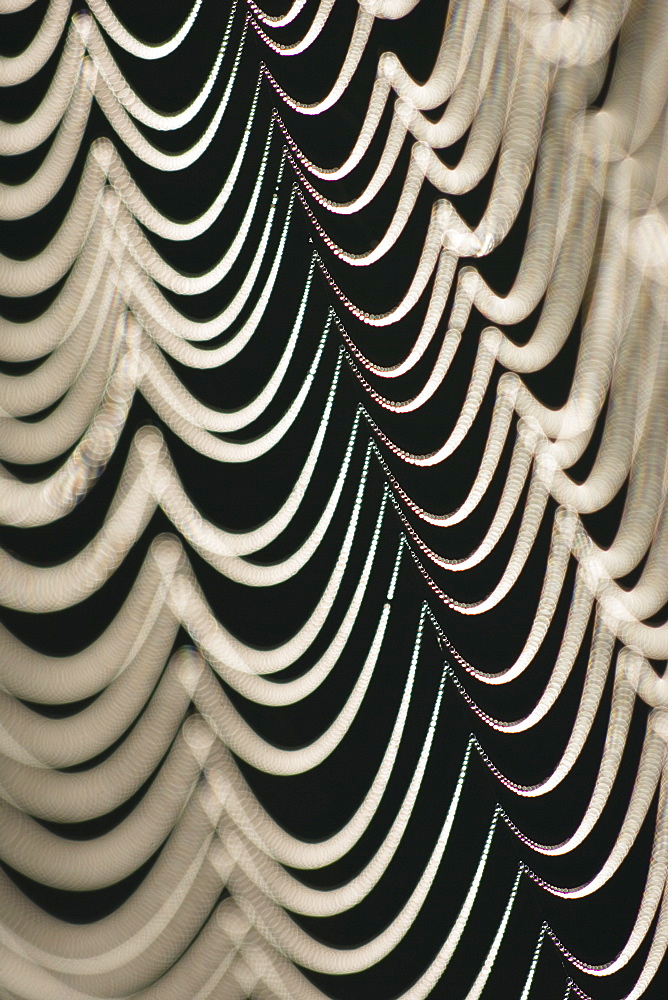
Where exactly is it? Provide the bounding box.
[0,1,662,997]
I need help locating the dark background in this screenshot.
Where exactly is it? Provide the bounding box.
[0,1,661,997]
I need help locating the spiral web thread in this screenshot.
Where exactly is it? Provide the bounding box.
[1,0,668,996]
